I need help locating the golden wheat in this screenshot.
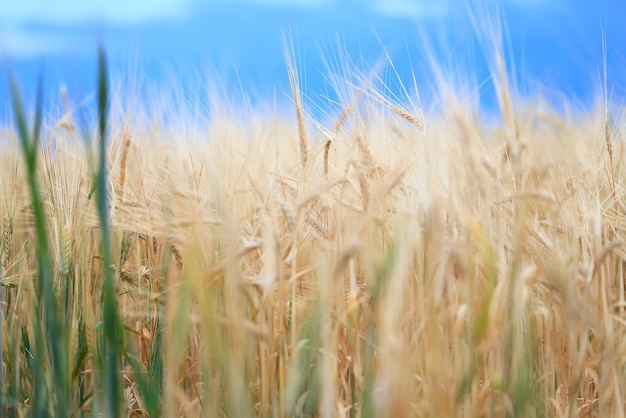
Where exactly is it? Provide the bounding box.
[1,38,626,418]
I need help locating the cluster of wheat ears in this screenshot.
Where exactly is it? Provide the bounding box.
[1,16,626,418]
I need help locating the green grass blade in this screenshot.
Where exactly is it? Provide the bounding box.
[95,44,122,418]
[32,70,44,163]
[8,75,33,160]
[124,352,161,417]
[8,71,70,416]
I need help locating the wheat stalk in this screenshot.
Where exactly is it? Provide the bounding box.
[282,28,308,169]
[606,119,616,200]
[119,125,132,199]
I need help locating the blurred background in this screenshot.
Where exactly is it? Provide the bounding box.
[0,0,625,120]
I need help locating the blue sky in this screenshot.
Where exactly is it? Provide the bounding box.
[1,0,625,120]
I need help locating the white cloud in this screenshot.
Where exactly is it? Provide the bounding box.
[503,0,562,7]
[0,28,79,58]
[0,0,195,26]
[226,0,329,7]
[371,0,450,19]
[0,0,197,58]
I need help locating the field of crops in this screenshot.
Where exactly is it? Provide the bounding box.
[1,34,626,417]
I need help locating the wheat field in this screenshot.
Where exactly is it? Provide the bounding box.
[1,24,626,417]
